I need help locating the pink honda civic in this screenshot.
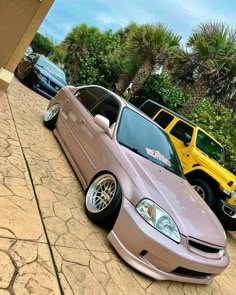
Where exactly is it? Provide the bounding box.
[44,85,229,284]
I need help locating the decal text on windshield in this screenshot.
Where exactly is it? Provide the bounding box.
[146,147,171,167]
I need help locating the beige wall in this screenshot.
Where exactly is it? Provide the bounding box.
[0,0,54,89]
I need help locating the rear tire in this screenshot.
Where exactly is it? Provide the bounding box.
[43,104,60,130]
[189,178,216,209]
[85,173,122,227]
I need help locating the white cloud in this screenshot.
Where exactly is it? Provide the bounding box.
[167,0,236,24]
[96,13,130,28]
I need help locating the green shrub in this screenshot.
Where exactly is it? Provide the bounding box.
[189,99,236,169]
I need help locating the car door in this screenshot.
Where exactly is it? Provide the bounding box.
[168,120,194,170]
[56,94,78,141]
[57,87,104,143]
[65,90,120,183]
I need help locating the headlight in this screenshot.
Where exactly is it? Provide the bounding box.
[37,73,47,82]
[136,199,181,243]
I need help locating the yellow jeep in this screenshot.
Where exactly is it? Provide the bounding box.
[140,99,236,230]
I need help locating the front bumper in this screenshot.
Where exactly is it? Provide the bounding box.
[32,79,57,100]
[216,200,236,229]
[218,200,236,219]
[108,197,229,284]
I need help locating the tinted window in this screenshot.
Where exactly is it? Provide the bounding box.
[170,121,193,141]
[76,87,107,111]
[140,101,161,118]
[154,111,174,129]
[91,94,120,125]
[196,130,224,164]
[117,108,184,177]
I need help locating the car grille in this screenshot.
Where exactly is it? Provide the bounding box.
[172,267,211,278]
[50,80,61,91]
[188,239,220,253]
[187,237,224,259]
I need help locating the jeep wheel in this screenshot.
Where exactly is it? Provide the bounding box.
[189,178,216,209]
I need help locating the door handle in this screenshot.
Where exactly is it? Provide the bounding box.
[80,118,85,123]
[66,99,69,104]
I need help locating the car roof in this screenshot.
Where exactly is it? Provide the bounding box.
[142,100,224,148]
[77,85,158,122]
[142,99,197,127]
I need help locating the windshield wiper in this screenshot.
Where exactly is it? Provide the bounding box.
[36,64,46,70]
[162,164,175,173]
[119,142,149,160]
[119,142,178,173]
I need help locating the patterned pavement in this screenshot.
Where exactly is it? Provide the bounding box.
[0,78,235,294]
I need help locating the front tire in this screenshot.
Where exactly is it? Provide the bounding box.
[189,178,216,209]
[85,173,122,227]
[43,104,60,130]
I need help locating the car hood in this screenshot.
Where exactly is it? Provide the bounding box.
[121,147,226,247]
[35,65,67,87]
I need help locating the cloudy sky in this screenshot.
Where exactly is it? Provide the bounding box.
[38,0,236,44]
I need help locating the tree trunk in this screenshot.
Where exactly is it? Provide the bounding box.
[70,60,80,84]
[181,80,208,116]
[127,59,153,101]
[115,74,133,96]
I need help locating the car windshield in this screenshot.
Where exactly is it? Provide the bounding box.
[117,108,184,178]
[36,57,66,82]
[196,130,224,164]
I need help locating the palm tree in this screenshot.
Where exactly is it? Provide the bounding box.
[170,21,236,114]
[189,22,236,103]
[125,23,181,100]
[114,23,141,96]
[64,24,100,84]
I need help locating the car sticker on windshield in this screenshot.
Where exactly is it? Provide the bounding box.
[146,147,171,167]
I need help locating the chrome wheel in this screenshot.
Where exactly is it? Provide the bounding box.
[44,105,60,122]
[192,185,205,200]
[86,174,117,213]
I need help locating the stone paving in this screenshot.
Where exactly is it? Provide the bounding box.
[0,78,236,294]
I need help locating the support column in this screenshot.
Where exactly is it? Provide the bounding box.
[0,0,54,90]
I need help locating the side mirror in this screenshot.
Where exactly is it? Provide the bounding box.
[94,115,112,137]
[182,133,191,147]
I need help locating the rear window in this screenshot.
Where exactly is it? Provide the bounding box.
[75,87,107,111]
[91,95,120,125]
[170,120,194,141]
[154,111,174,129]
[140,101,161,118]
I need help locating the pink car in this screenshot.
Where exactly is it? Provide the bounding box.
[44,85,229,284]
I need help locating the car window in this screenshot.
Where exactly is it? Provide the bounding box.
[196,130,224,164]
[117,108,184,177]
[170,120,194,141]
[91,94,120,125]
[75,87,107,111]
[154,111,174,129]
[140,101,161,118]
